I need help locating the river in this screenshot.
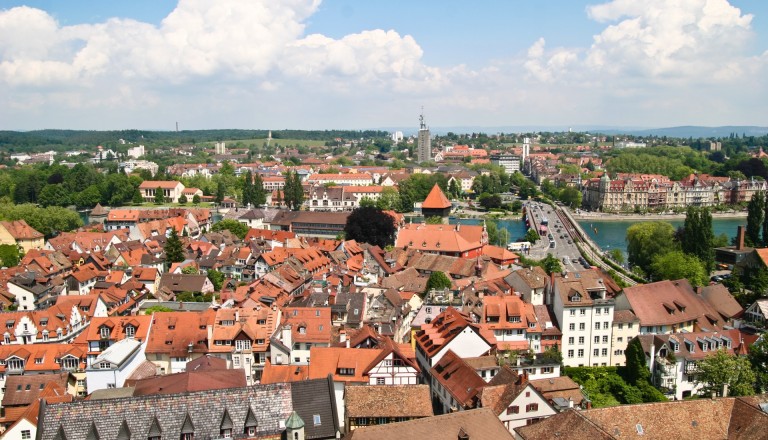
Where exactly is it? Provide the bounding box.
[576,217,746,259]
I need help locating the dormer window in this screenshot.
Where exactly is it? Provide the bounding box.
[125,326,135,338]
[508,316,521,323]
[298,327,306,334]
[100,327,110,338]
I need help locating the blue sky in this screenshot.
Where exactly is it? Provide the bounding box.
[0,0,766,131]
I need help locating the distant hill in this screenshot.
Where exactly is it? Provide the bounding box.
[383,125,768,138]
[593,126,768,138]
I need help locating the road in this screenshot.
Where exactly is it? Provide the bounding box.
[524,202,585,272]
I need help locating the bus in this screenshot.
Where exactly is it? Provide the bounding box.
[508,241,532,251]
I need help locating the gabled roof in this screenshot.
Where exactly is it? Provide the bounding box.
[421,184,452,209]
[347,408,514,440]
[0,220,43,240]
[514,396,768,440]
[345,385,433,418]
[430,350,487,408]
[415,307,489,358]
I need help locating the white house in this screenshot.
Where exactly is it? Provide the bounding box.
[550,271,615,367]
[85,337,148,393]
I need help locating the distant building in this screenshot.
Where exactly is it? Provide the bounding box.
[420,184,452,219]
[490,153,522,175]
[417,112,431,162]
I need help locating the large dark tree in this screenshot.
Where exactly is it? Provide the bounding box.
[164,228,185,263]
[746,191,764,246]
[424,271,452,295]
[242,170,255,207]
[681,207,715,273]
[344,206,396,248]
[253,173,267,207]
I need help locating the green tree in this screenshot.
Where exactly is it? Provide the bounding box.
[211,219,250,239]
[207,269,225,291]
[746,191,764,246]
[192,194,201,205]
[359,197,376,208]
[559,186,582,209]
[0,244,20,267]
[524,228,540,243]
[681,207,715,273]
[132,189,144,205]
[252,173,267,206]
[344,207,397,248]
[290,171,304,210]
[241,171,254,207]
[181,265,198,274]
[37,184,70,207]
[0,204,82,237]
[650,251,707,286]
[375,187,400,211]
[143,305,174,314]
[748,335,768,394]
[154,186,165,205]
[178,194,188,205]
[608,248,625,265]
[214,181,226,205]
[626,221,676,276]
[623,338,651,385]
[164,228,185,264]
[478,193,502,210]
[696,350,755,397]
[540,254,562,275]
[75,185,104,208]
[424,271,452,295]
[448,179,461,198]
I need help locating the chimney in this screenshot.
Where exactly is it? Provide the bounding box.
[736,225,745,251]
[457,428,469,440]
[722,383,729,398]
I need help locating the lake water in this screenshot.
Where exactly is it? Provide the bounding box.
[576,217,746,258]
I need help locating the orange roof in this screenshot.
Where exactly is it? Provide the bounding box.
[138,180,182,189]
[0,220,43,240]
[422,184,451,209]
[257,359,309,384]
[307,347,387,383]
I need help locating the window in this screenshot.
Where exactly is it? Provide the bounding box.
[313,414,321,426]
[595,308,601,315]
[570,310,575,316]
[628,323,633,329]
[604,307,609,314]
[569,323,575,331]
[595,322,600,330]
[602,348,608,356]
[578,349,584,357]
[568,337,574,345]
[35,358,43,364]
[234,357,240,366]
[604,322,609,329]
[526,403,539,412]
[338,368,355,376]
[580,309,586,316]
[21,430,31,440]
[567,350,574,358]
[602,336,608,343]
[507,405,520,414]
[376,378,385,385]
[99,362,111,369]
[220,429,232,438]
[294,357,301,363]
[100,326,110,338]
[579,323,585,330]
[181,434,194,440]
[618,337,623,343]
[246,426,257,436]
[578,337,584,345]
[594,349,599,357]
[125,326,135,338]
[235,340,252,350]
[618,323,624,330]
[541,366,553,373]
[107,383,116,388]
[594,336,599,344]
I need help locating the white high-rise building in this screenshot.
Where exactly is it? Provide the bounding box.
[417,112,431,163]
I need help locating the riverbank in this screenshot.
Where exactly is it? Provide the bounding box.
[572,211,747,221]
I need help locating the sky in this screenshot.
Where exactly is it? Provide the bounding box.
[0,0,767,131]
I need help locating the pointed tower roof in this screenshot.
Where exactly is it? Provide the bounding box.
[91,203,109,216]
[285,411,305,429]
[422,184,451,209]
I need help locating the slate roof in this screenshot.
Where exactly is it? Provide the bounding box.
[38,378,339,440]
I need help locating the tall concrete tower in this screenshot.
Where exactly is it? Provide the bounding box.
[417,110,431,163]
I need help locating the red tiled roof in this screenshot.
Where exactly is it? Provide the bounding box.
[422,184,451,209]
